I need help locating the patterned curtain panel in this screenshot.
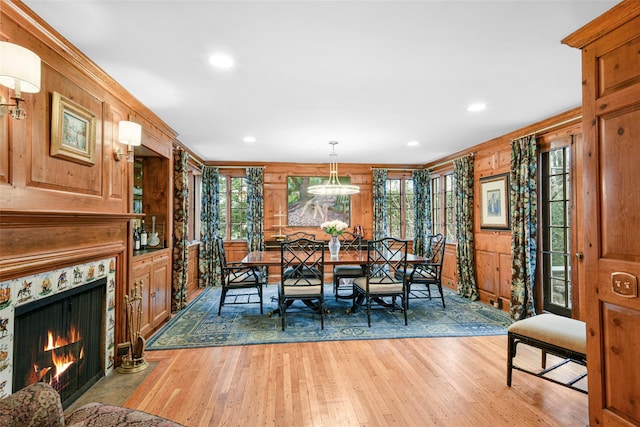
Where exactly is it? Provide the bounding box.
[372,168,387,240]
[172,147,189,312]
[412,169,431,257]
[454,156,479,301]
[246,167,265,279]
[510,135,538,320]
[199,166,220,288]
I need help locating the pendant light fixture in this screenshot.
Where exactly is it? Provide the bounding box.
[308,141,360,196]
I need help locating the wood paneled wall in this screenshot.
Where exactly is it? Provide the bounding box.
[439,108,583,314]
[261,163,375,241]
[219,109,583,312]
[0,2,177,351]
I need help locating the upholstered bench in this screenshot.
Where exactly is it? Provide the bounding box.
[507,313,587,393]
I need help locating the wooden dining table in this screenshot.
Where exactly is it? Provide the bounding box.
[240,249,427,316]
[240,250,426,267]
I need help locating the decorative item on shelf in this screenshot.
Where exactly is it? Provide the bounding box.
[272,205,286,241]
[139,220,148,250]
[117,280,148,373]
[148,216,160,247]
[0,41,41,120]
[353,225,364,237]
[308,141,360,195]
[321,219,348,257]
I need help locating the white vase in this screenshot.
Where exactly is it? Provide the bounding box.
[329,235,341,257]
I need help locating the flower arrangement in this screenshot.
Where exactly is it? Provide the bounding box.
[321,220,349,236]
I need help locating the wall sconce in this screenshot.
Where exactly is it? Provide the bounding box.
[114,120,142,162]
[0,41,41,120]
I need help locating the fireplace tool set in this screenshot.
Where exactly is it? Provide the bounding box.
[117,280,148,373]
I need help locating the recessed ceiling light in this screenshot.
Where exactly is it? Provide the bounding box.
[467,103,487,112]
[407,140,419,147]
[243,136,256,143]
[209,53,234,69]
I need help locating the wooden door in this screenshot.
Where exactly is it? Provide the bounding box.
[563,3,640,425]
[152,252,171,328]
[132,256,153,338]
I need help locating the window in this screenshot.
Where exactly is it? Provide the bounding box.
[219,174,248,240]
[430,176,441,236]
[187,167,201,242]
[444,174,456,242]
[430,173,456,242]
[541,146,572,317]
[385,175,414,239]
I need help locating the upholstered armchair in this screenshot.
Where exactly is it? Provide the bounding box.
[0,382,184,427]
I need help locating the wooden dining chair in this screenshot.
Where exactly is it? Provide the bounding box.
[285,231,316,241]
[216,236,264,315]
[352,237,409,327]
[333,231,363,300]
[283,232,317,279]
[279,237,325,330]
[403,233,446,308]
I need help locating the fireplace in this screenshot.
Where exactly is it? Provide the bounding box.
[13,277,106,407]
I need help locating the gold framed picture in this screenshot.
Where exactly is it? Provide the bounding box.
[50,91,96,166]
[480,173,510,230]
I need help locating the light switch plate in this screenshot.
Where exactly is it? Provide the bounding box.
[611,272,638,298]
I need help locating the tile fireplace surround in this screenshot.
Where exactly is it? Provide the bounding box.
[0,257,117,399]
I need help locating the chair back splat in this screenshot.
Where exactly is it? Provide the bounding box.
[279,238,325,330]
[216,236,263,315]
[284,231,316,241]
[333,231,363,300]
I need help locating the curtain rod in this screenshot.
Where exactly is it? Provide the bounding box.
[208,165,266,170]
[511,116,582,141]
[370,167,417,172]
[427,152,476,170]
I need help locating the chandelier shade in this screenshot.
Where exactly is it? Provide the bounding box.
[308,142,360,196]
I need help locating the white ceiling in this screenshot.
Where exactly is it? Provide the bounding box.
[23,0,617,165]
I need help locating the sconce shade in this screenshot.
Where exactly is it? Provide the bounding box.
[0,42,41,93]
[118,121,142,146]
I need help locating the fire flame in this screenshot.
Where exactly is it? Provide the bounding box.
[37,325,84,386]
[43,325,82,351]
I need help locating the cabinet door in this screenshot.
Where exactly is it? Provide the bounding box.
[568,9,640,426]
[132,257,153,339]
[152,253,171,327]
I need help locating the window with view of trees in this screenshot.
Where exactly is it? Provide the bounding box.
[430,176,440,236]
[541,146,572,317]
[219,175,248,240]
[385,176,414,240]
[430,173,456,242]
[187,168,201,242]
[444,174,456,242]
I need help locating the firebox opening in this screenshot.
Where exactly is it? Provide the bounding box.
[13,277,106,408]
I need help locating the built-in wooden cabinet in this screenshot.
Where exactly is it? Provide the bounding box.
[132,249,171,338]
[130,122,174,337]
[563,2,640,425]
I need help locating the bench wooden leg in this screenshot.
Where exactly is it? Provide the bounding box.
[507,332,515,387]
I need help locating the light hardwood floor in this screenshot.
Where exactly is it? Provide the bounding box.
[125,336,588,426]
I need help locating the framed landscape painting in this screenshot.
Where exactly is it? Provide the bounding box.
[50,91,96,166]
[480,173,510,230]
[287,176,350,227]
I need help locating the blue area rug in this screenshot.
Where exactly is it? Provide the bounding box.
[146,285,512,350]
